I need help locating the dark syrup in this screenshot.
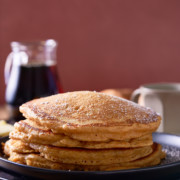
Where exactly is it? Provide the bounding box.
[5,62,63,121]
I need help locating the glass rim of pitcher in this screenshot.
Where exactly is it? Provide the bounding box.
[11,39,57,48]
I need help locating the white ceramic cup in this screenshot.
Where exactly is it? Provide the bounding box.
[131,83,180,134]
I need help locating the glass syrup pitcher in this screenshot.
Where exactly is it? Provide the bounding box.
[4,39,63,121]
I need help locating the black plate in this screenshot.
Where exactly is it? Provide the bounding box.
[0,133,180,180]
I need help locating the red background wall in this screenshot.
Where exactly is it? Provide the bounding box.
[1,0,180,104]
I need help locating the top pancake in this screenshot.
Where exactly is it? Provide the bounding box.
[20,91,161,141]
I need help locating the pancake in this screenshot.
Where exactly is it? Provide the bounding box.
[28,143,153,165]
[10,120,153,149]
[100,88,133,100]
[6,143,165,171]
[3,139,35,156]
[3,91,165,171]
[20,91,161,141]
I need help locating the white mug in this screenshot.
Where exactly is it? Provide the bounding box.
[131,83,180,134]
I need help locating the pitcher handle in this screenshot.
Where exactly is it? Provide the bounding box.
[131,88,141,103]
[4,52,14,85]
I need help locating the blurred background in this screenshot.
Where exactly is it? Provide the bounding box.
[1,0,180,104]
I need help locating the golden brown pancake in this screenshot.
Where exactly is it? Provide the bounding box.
[100,88,133,100]
[3,139,35,156]
[6,142,165,171]
[3,91,165,171]
[28,143,153,165]
[10,120,153,149]
[20,91,161,141]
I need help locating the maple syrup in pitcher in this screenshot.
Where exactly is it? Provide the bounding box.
[5,40,63,121]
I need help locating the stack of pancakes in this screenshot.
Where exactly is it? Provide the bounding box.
[4,91,165,171]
